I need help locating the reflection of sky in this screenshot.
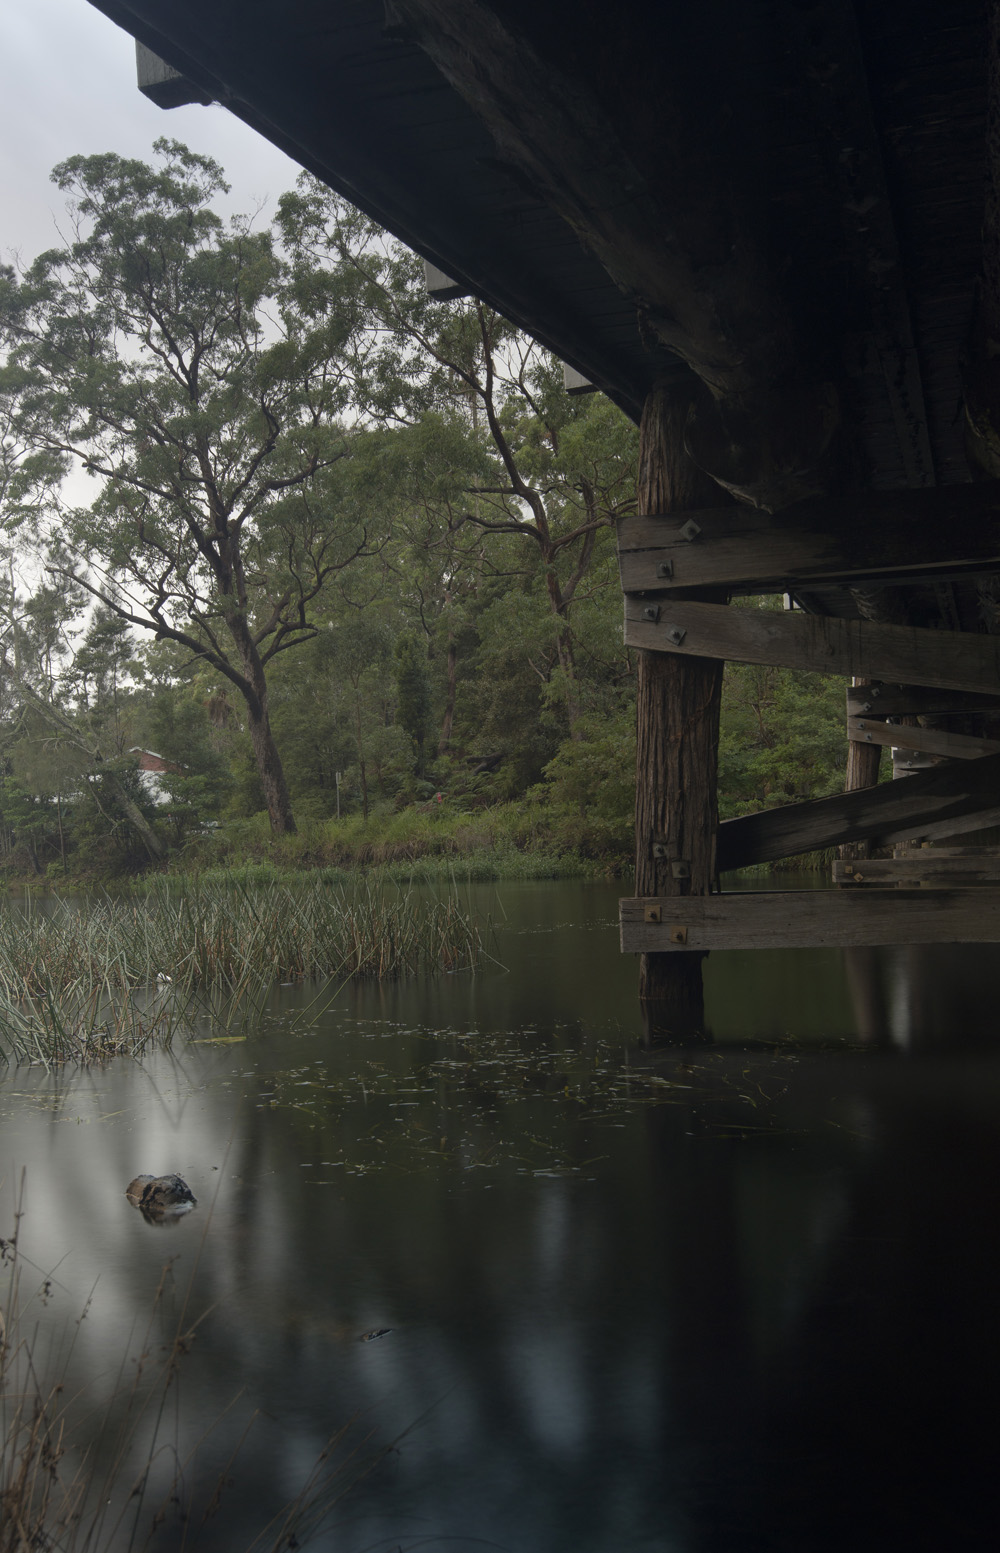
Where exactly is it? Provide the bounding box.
[3,881,1000,1550]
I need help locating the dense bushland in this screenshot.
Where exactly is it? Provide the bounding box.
[0,143,849,885]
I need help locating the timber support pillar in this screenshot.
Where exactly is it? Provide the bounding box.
[633,385,726,1042]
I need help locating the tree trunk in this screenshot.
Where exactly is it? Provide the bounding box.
[439,631,457,754]
[634,385,728,1041]
[354,694,370,822]
[99,766,165,862]
[246,697,297,836]
[232,632,297,836]
[544,568,584,737]
[56,792,66,873]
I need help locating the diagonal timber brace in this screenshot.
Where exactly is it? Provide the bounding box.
[717,750,1000,871]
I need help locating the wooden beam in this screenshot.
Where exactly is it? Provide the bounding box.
[617,483,1000,594]
[625,599,1000,697]
[717,751,1000,871]
[847,718,1000,761]
[898,845,1000,856]
[621,889,1000,953]
[833,857,1000,884]
[847,684,1000,718]
[888,806,1000,844]
[784,0,937,489]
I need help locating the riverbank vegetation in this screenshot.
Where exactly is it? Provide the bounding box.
[0,142,848,889]
[0,881,485,1064]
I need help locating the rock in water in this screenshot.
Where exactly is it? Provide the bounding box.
[126,1174,197,1223]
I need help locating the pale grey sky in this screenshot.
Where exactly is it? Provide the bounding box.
[1,0,305,265]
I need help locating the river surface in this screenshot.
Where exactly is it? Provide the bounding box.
[1,879,998,1552]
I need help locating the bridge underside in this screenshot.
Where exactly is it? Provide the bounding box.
[88,0,1000,1033]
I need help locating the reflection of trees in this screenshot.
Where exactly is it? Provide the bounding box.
[4,947,998,1551]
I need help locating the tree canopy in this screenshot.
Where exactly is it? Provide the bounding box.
[0,144,848,880]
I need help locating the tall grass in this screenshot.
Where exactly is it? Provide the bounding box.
[0,880,485,1064]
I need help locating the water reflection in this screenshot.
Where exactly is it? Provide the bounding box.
[1,879,998,1551]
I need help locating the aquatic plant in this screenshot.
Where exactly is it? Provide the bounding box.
[0,881,485,1064]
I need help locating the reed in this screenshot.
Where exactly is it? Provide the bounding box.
[0,881,485,1064]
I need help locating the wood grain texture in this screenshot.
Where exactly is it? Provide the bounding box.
[833,857,1000,883]
[632,388,726,1026]
[621,889,1000,951]
[617,483,1000,593]
[625,598,1000,696]
[717,751,1000,870]
[891,805,1000,844]
[847,684,1000,717]
[847,718,1000,760]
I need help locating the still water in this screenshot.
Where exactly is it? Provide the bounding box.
[2,879,998,1551]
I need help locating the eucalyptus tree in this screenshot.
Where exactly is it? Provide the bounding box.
[277,181,640,737]
[0,565,167,865]
[1,141,380,835]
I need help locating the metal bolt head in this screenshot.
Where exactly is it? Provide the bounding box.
[656,559,674,580]
[678,519,702,542]
[665,625,687,646]
[643,604,661,623]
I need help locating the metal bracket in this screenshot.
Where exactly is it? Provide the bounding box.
[651,840,669,861]
[669,925,689,945]
[642,604,661,623]
[665,625,687,647]
[644,904,662,924]
[656,559,674,580]
[678,519,702,542]
[670,859,691,880]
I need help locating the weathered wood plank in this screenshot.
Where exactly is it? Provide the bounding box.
[883,807,1000,844]
[902,845,1000,857]
[617,482,1000,594]
[625,599,1000,696]
[847,683,1000,718]
[847,718,1000,760]
[716,750,1000,870]
[620,890,1000,952]
[833,857,1000,884]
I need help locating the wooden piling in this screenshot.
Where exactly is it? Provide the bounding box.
[634,386,726,1041]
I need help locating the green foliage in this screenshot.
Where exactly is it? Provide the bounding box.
[0,146,859,883]
[719,658,846,817]
[529,713,636,860]
[394,635,432,774]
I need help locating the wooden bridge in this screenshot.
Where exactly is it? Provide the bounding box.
[88,0,1000,1034]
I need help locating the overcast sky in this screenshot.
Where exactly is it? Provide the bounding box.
[1,0,305,264]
